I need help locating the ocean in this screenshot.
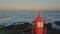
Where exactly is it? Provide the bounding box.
[0,10,60,26]
[0,10,60,34]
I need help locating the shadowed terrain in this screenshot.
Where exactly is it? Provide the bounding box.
[0,22,60,34]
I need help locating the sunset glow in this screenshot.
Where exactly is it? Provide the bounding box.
[0,0,60,10]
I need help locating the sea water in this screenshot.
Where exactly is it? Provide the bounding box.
[0,10,60,26]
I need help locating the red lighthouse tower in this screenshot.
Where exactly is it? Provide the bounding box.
[33,11,46,34]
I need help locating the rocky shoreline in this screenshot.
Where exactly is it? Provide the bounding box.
[0,22,60,34]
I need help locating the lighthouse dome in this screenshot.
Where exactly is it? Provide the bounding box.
[34,11,44,23]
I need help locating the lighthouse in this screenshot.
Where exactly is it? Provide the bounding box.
[33,11,46,34]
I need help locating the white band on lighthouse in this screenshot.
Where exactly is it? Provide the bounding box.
[37,22,43,27]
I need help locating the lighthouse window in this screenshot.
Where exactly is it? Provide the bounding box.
[37,22,43,27]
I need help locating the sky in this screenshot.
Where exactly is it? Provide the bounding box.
[0,0,60,10]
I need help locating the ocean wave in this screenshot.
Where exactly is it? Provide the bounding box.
[0,17,12,21]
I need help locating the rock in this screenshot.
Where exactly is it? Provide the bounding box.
[54,21,60,26]
[0,25,5,31]
[46,23,52,30]
[6,22,32,34]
